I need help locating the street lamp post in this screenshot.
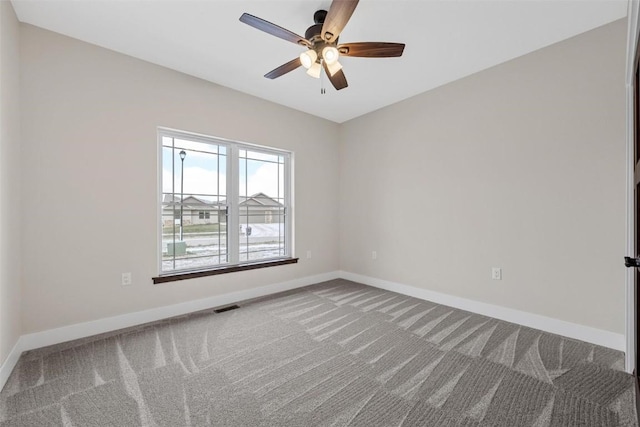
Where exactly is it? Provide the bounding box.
[179,150,186,241]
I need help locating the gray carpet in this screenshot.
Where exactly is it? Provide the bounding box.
[0,279,636,426]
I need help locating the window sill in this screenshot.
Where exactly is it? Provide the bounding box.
[152,257,299,284]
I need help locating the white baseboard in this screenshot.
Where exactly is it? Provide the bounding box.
[0,339,23,392]
[19,270,340,353]
[0,268,627,394]
[2,271,334,392]
[0,270,340,394]
[340,271,626,352]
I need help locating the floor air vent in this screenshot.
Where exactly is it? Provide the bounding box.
[214,304,240,313]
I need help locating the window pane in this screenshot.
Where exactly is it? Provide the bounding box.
[279,162,284,200]
[242,150,280,163]
[174,138,218,154]
[238,149,287,263]
[240,149,283,200]
[162,221,228,271]
[238,211,286,262]
[161,137,228,273]
[162,146,174,195]
[239,157,247,198]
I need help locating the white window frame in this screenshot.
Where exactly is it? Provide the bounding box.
[157,127,294,276]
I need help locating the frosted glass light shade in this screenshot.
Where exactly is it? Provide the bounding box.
[299,50,317,69]
[322,46,339,64]
[307,62,322,78]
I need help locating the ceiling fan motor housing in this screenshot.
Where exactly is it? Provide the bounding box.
[304,23,323,42]
[305,11,339,63]
[313,10,327,24]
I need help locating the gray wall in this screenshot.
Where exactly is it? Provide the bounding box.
[339,19,627,334]
[0,1,22,369]
[19,24,340,335]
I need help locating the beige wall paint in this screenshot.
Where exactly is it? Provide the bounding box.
[19,25,340,334]
[0,1,22,365]
[16,17,629,339]
[339,19,627,334]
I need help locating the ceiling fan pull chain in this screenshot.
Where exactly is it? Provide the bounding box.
[320,60,326,94]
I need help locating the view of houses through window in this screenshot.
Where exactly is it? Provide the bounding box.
[160,130,290,273]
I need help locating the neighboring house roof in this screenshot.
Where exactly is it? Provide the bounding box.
[162,194,225,208]
[163,192,281,208]
[163,194,179,204]
[182,205,219,211]
[239,192,283,207]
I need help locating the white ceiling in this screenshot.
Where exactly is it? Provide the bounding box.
[11,0,628,123]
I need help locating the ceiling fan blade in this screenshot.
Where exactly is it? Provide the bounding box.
[338,42,405,58]
[240,13,310,47]
[322,61,348,90]
[265,58,302,79]
[321,0,359,42]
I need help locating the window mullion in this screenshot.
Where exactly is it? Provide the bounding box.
[285,153,293,258]
[228,145,240,264]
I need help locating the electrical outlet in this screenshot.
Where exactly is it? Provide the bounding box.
[122,272,132,286]
[306,250,312,259]
[372,251,377,260]
[491,267,502,280]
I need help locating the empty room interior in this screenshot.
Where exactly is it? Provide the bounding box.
[2,0,640,425]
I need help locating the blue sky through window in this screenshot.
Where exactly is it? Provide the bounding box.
[162,137,284,203]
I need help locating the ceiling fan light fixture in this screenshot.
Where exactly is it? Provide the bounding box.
[306,62,322,78]
[322,46,339,64]
[239,2,405,91]
[326,60,343,76]
[299,50,317,69]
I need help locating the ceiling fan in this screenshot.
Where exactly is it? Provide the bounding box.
[239,0,405,91]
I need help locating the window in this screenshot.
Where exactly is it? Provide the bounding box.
[158,128,293,278]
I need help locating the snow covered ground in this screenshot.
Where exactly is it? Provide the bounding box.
[162,242,283,271]
[161,223,287,271]
[239,223,285,237]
